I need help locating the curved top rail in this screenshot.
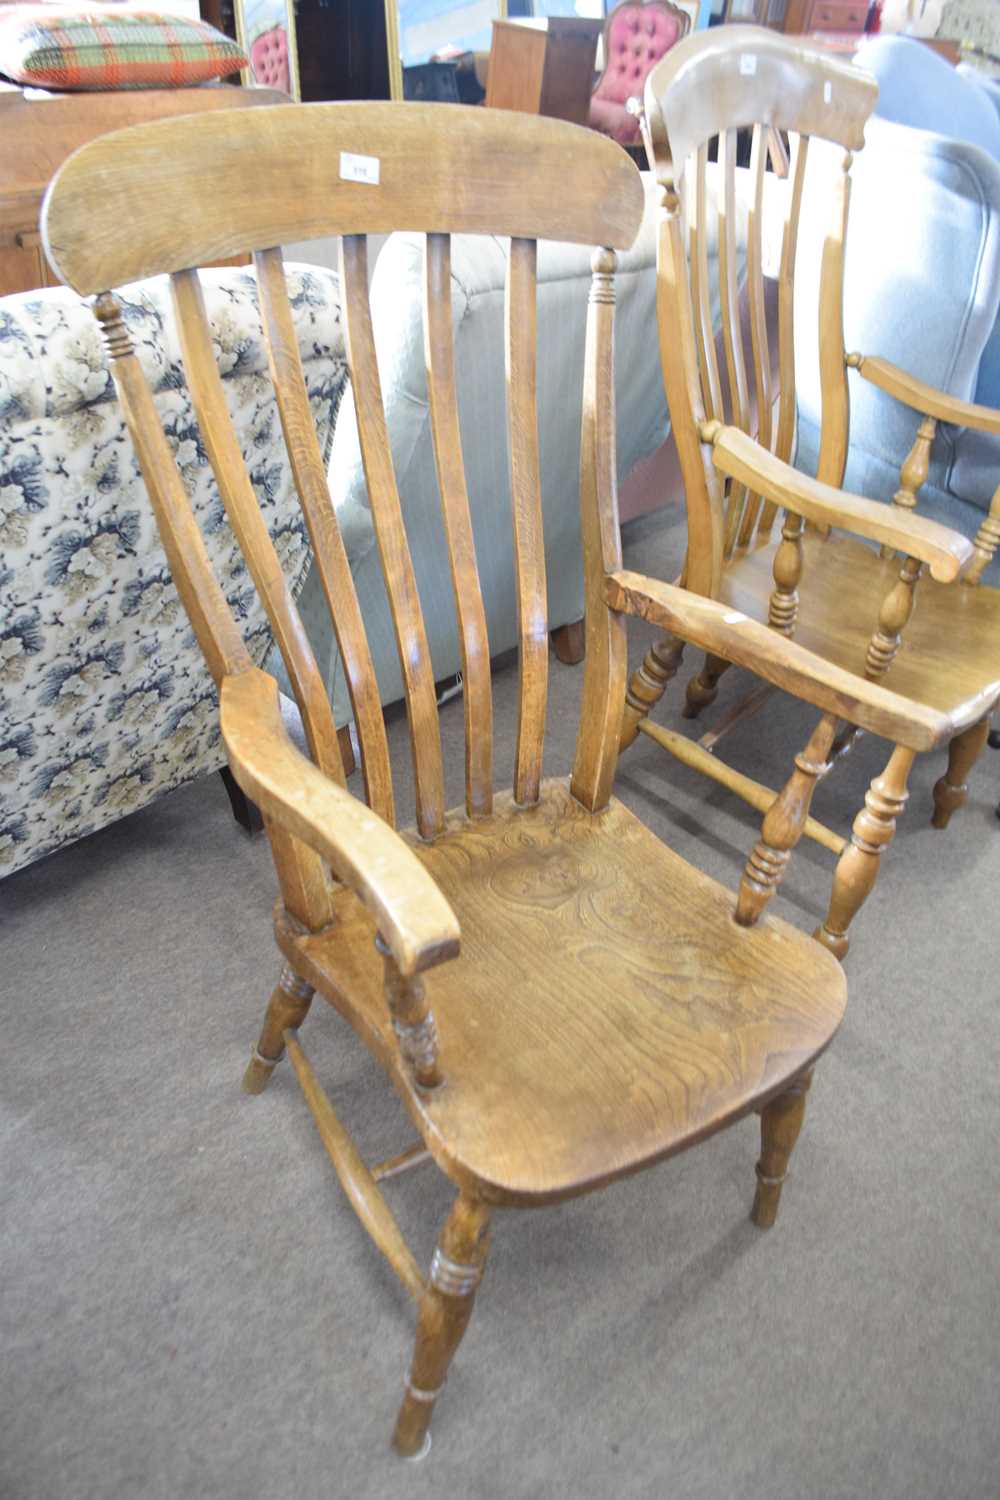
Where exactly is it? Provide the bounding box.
[644,26,877,182]
[42,101,646,294]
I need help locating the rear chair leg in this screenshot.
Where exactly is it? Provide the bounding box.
[931,717,990,829]
[751,1070,813,1229]
[682,652,731,719]
[392,1193,491,1460]
[242,963,315,1094]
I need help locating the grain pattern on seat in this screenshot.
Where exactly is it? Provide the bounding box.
[720,531,1000,728]
[281,780,846,1205]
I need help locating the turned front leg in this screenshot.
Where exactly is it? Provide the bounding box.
[620,635,684,750]
[751,1070,813,1229]
[392,1193,491,1459]
[735,714,838,926]
[242,963,315,1094]
[814,744,915,961]
[932,717,991,829]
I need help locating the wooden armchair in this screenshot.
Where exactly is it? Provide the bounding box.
[42,102,945,1459]
[620,28,1000,959]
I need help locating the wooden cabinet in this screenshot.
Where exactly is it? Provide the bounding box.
[485,18,603,127]
[781,0,869,34]
[0,82,286,296]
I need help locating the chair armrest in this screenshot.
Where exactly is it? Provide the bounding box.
[606,570,954,752]
[220,668,460,977]
[853,355,1000,436]
[703,423,973,583]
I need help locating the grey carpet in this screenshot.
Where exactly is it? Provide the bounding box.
[3,507,999,1500]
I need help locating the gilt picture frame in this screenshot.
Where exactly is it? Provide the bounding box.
[235,0,301,100]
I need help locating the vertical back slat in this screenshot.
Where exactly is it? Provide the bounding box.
[717,129,751,554]
[815,150,852,490]
[340,234,445,840]
[505,237,548,807]
[170,268,346,785]
[254,247,395,825]
[690,145,724,424]
[571,248,627,814]
[760,131,810,535]
[737,124,774,549]
[423,234,493,819]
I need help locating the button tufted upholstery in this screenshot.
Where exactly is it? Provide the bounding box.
[250,24,290,93]
[589,0,689,146]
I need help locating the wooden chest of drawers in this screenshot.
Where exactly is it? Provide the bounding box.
[781,0,869,35]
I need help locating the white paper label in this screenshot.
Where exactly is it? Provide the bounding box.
[824,80,832,103]
[739,54,757,76]
[723,611,748,624]
[340,151,380,186]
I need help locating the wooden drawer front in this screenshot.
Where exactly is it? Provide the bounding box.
[810,0,868,31]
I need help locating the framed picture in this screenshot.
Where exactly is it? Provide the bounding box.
[235,0,300,99]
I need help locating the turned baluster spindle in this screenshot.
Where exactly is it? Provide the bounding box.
[376,934,442,1089]
[735,713,837,926]
[880,415,936,559]
[965,482,1000,586]
[767,511,804,634]
[814,743,915,961]
[864,554,923,680]
[619,636,684,749]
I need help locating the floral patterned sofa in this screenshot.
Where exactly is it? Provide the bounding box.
[0,264,345,878]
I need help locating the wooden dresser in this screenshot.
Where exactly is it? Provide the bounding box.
[780,0,869,37]
[0,82,287,296]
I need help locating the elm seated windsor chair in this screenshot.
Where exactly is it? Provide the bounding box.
[620,28,1000,959]
[41,103,952,1460]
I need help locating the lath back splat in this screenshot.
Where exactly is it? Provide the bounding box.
[619,28,995,959]
[44,101,950,1459]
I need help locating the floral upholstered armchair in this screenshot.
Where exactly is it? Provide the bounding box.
[0,264,345,877]
[589,0,692,148]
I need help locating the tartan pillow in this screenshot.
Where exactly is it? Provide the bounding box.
[0,7,248,90]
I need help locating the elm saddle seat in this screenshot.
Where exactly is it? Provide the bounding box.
[39,100,913,1461]
[273,772,845,1202]
[723,531,1000,722]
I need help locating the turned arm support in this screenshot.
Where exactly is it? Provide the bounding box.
[220,667,459,979]
[701,423,973,583]
[605,570,953,753]
[851,355,1000,435]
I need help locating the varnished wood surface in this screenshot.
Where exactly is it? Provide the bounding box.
[256,247,395,822]
[341,234,446,839]
[644,25,875,180]
[41,102,644,295]
[705,424,973,583]
[855,355,1000,436]
[719,533,1000,731]
[221,669,459,976]
[282,780,846,1205]
[606,569,956,751]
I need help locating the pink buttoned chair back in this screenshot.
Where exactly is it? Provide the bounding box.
[250,24,291,93]
[589,0,690,146]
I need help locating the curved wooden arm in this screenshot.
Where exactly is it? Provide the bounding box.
[701,423,972,583]
[853,355,1000,436]
[605,570,955,751]
[220,668,460,977]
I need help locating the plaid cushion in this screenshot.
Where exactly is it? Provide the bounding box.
[0,7,247,90]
